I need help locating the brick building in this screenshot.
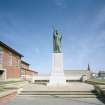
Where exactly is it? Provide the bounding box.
[21,60,38,81]
[0,41,38,80]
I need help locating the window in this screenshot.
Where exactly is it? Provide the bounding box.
[9,52,12,65]
[0,47,3,64]
[21,69,25,75]
[17,59,20,67]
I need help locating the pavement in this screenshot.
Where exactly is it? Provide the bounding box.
[97,85,105,92]
[0,90,16,98]
[21,82,95,91]
[7,95,105,105]
[0,91,16,105]
[5,82,105,105]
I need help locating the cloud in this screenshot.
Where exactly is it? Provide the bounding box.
[54,0,67,8]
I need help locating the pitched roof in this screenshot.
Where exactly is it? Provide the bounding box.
[21,60,30,66]
[0,41,23,57]
[21,67,38,73]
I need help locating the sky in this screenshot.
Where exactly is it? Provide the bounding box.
[0,0,105,74]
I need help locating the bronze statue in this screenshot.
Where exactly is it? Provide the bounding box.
[53,29,62,53]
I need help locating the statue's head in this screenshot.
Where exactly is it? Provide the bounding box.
[53,28,60,36]
[55,30,59,35]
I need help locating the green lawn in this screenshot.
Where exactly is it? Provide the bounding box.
[0,85,5,92]
[87,79,105,85]
[0,80,25,92]
[0,80,23,85]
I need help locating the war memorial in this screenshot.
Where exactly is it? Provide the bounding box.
[47,29,66,86]
[6,29,105,105]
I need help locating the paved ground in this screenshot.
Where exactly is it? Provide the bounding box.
[5,83,105,105]
[0,92,16,105]
[22,82,95,91]
[7,95,105,105]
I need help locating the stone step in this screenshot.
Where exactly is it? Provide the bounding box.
[56,95,97,98]
[19,94,97,98]
[19,91,98,96]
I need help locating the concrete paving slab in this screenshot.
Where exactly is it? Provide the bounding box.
[22,82,95,91]
[7,83,105,105]
[7,95,105,105]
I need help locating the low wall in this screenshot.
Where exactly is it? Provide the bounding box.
[86,79,105,97]
[86,79,105,85]
[94,85,105,96]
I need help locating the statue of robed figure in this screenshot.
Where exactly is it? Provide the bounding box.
[53,29,62,53]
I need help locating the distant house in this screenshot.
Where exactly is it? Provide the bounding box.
[0,41,38,80]
[91,72,98,78]
[98,71,105,78]
[21,60,38,81]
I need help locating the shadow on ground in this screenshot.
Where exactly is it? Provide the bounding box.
[92,90,105,104]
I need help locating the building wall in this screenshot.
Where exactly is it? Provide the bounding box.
[0,43,38,80]
[64,70,91,80]
[21,63,29,70]
[21,61,38,81]
[21,69,38,81]
[98,71,105,77]
[0,45,21,79]
[21,61,29,80]
[26,70,38,76]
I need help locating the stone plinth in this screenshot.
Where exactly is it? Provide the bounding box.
[48,53,66,86]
